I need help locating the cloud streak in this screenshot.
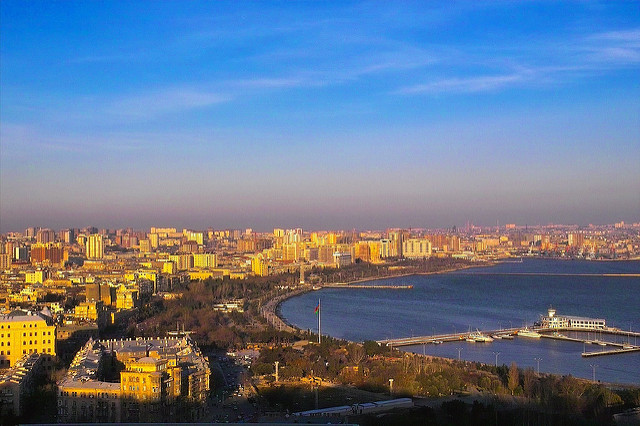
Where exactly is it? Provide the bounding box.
[106,87,230,119]
[395,73,525,95]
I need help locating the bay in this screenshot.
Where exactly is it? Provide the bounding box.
[280,259,640,385]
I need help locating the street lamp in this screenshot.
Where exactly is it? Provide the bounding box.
[389,378,394,395]
[493,352,500,367]
[534,358,542,374]
[456,347,463,361]
[590,364,598,382]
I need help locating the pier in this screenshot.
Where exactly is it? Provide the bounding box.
[378,328,520,346]
[379,327,640,359]
[321,284,413,289]
[582,347,640,357]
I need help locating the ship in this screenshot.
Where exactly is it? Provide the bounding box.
[467,329,494,343]
[517,328,542,338]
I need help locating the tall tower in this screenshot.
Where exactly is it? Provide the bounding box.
[86,234,104,259]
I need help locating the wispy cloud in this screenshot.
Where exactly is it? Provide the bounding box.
[230,77,315,89]
[396,73,525,95]
[583,29,640,64]
[106,87,230,119]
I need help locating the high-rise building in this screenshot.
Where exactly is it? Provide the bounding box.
[402,238,432,258]
[86,234,104,259]
[36,229,56,244]
[149,233,159,249]
[30,243,67,266]
[0,253,11,270]
[193,253,217,269]
[568,232,585,247]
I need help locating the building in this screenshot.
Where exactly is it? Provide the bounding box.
[251,254,270,276]
[36,229,56,244]
[402,238,432,258]
[86,234,104,259]
[115,285,138,310]
[568,232,585,248]
[0,253,12,270]
[333,252,352,268]
[0,353,44,418]
[0,310,56,368]
[193,253,217,269]
[540,308,606,330]
[86,282,115,306]
[30,242,67,266]
[57,335,210,423]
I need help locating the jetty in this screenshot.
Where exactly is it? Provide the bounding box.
[379,326,640,359]
[582,346,640,357]
[321,284,413,289]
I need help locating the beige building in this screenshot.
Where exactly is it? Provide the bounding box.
[402,238,432,258]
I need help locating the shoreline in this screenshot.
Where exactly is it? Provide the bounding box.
[265,260,640,387]
[270,261,493,335]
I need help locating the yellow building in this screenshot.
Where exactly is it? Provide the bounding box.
[193,253,217,269]
[0,310,56,368]
[25,270,46,284]
[58,336,209,423]
[251,254,270,276]
[116,285,138,310]
[162,261,175,274]
[74,301,104,322]
[120,356,179,402]
[85,234,104,259]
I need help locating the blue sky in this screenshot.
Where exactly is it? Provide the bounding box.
[1,1,639,232]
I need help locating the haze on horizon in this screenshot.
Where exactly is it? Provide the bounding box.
[1,1,639,233]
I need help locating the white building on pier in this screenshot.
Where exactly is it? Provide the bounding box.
[541,308,606,330]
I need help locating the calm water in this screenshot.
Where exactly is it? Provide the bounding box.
[281,259,640,385]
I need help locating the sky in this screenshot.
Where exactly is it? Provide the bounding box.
[1,1,639,232]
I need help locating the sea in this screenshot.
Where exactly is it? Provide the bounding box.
[280,259,640,385]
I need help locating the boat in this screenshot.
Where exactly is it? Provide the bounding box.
[517,328,542,338]
[500,334,515,340]
[491,334,503,340]
[312,285,322,290]
[597,341,607,346]
[467,329,494,343]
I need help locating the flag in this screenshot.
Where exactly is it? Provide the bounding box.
[314,302,320,315]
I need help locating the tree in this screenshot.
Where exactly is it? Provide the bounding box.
[523,367,537,399]
[508,362,519,395]
[347,343,365,366]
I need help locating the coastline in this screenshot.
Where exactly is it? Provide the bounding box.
[268,261,494,335]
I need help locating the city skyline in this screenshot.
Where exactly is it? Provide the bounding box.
[1,1,639,232]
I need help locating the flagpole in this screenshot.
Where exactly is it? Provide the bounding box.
[318,298,321,344]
